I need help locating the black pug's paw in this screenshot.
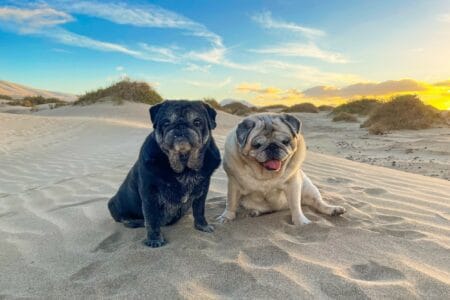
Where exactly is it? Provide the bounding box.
[143,235,167,248]
[195,222,215,233]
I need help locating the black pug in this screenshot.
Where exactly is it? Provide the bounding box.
[108,100,221,248]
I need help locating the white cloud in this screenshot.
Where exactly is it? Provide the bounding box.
[252,11,325,38]
[251,42,348,63]
[116,66,124,71]
[0,6,73,33]
[55,1,223,47]
[183,63,211,73]
[185,77,232,88]
[437,14,450,23]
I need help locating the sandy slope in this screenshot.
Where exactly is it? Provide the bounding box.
[0,102,449,299]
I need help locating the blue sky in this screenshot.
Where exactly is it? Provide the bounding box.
[0,0,449,107]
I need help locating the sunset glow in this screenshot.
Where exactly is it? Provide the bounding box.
[0,1,449,109]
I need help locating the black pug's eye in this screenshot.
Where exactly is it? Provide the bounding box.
[193,118,202,127]
[282,139,291,146]
[161,119,170,127]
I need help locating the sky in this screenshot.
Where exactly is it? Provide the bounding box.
[0,0,449,109]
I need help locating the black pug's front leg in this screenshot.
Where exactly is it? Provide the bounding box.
[192,186,214,233]
[141,192,166,248]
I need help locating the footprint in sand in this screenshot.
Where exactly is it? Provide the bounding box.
[364,188,387,195]
[348,261,405,281]
[70,261,103,281]
[93,231,123,253]
[241,244,291,267]
[283,223,332,243]
[327,177,353,184]
[368,224,426,240]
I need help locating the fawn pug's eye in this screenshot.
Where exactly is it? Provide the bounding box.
[282,139,291,146]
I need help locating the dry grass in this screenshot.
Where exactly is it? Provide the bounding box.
[332,98,381,116]
[361,95,445,134]
[74,79,162,106]
[258,104,288,112]
[318,105,334,111]
[282,103,319,113]
[221,102,257,116]
[332,112,358,122]
[203,98,222,110]
[8,96,66,107]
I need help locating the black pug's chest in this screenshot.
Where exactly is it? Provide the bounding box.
[158,172,205,205]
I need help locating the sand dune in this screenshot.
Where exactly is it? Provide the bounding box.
[0,80,76,101]
[0,102,449,299]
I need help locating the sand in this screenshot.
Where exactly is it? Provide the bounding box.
[0,102,449,299]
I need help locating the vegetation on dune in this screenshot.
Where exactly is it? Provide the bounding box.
[282,102,319,113]
[318,105,334,111]
[332,98,381,116]
[361,95,445,134]
[74,79,163,106]
[7,96,66,107]
[258,104,289,112]
[221,102,257,116]
[332,112,358,122]
[203,97,222,110]
[0,94,12,100]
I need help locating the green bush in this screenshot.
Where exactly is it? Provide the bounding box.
[7,96,65,107]
[222,102,257,116]
[203,97,222,110]
[361,95,444,134]
[332,98,381,116]
[0,94,12,100]
[74,79,163,106]
[282,103,319,113]
[318,105,334,111]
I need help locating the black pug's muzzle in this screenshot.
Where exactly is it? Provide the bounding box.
[159,124,204,173]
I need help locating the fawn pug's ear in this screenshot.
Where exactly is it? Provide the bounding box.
[280,114,302,135]
[236,119,256,148]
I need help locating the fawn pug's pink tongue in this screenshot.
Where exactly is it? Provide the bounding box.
[262,160,282,171]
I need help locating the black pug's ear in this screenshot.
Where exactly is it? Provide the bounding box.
[281,114,302,135]
[236,119,256,148]
[149,102,165,127]
[202,102,217,129]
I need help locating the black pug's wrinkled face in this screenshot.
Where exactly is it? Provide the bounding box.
[150,100,217,173]
[236,114,301,172]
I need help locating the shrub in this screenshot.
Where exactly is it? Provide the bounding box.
[74,79,163,106]
[332,98,381,116]
[361,95,444,134]
[283,103,319,113]
[332,112,358,122]
[7,96,65,107]
[0,94,12,100]
[318,105,334,111]
[222,102,257,116]
[203,97,221,110]
[258,104,288,112]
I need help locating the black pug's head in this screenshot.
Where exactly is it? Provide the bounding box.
[150,100,217,173]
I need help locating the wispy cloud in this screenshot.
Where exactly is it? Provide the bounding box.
[185,77,232,88]
[251,42,348,63]
[183,63,211,73]
[116,66,124,71]
[54,1,223,47]
[437,13,450,23]
[302,79,429,98]
[0,6,73,33]
[252,11,325,38]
